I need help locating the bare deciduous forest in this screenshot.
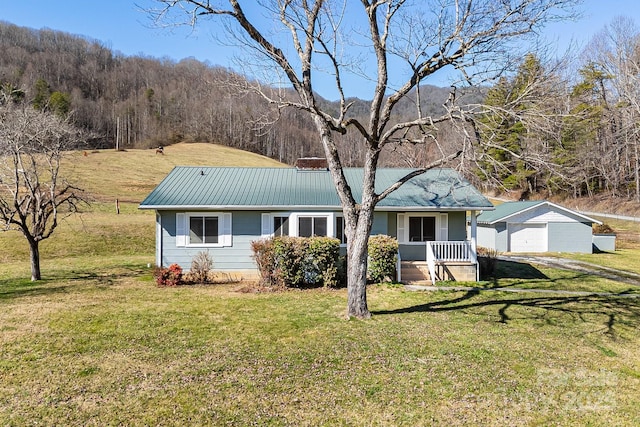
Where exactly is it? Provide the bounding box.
[0,21,483,165]
[1,19,640,204]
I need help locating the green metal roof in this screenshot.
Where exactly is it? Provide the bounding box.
[476,200,601,224]
[476,201,542,224]
[139,166,493,211]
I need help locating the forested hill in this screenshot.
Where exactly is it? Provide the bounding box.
[4,20,640,203]
[0,21,480,168]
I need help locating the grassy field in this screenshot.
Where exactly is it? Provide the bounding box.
[1,261,639,425]
[1,144,640,425]
[65,142,285,202]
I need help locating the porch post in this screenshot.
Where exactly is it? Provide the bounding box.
[470,210,478,281]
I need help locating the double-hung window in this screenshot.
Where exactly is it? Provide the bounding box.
[262,212,335,238]
[397,213,448,243]
[262,213,291,237]
[409,216,436,242]
[298,216,327,237]
[176,212,232,247]
[273,216,289,237]
[189,215,219,244]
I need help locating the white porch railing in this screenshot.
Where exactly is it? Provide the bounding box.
[430,241,477,263]
[426,241,477,285]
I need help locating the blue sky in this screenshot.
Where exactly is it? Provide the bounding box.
[2,0,640,99]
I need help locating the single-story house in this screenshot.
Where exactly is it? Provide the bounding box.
[476,200,602,253]
[139,161,494,283]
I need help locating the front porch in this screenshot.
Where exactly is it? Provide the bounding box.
[398,241,478,284]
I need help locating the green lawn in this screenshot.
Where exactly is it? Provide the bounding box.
[1,259,639,426]
[1,145,639,425]
[477,255,640,295]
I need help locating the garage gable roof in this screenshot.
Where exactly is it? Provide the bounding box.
[477,201,601,225]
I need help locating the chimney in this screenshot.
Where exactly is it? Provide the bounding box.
[295,157,328,171]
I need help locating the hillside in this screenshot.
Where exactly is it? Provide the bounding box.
[0,143,284,264]
[64,143,285,203]
[0,21,474,168]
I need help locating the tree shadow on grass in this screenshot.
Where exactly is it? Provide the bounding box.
[373,287,640,335]
[0,263,149,301]
[477,259,550,290]
[0,279,72,301]
[494,259,548,280]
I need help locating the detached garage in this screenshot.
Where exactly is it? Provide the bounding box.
[476,201,602,254]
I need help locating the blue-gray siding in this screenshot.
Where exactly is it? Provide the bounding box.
[448,212,467,241]
[477,223,512,252]
[495,223,509,252]
[477,224,497,250]
[158,210,260,270]
[593,234,616,252]
[156,210,470,269]
[547,222,593,253]
[478,221,593,253]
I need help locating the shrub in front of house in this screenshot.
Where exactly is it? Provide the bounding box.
[305,237,340,287]
[189,250,214,284]
[252,235,399,287]
[251,239,277,286]
[272,236,307,287]
[367,235,399,283]
[154,263,183,287]
[252,236,340,288]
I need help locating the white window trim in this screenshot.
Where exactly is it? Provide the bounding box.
[262,212,336,238]
[176,212,232,248]
[261,212,292,238]
[290,212,334,238]
[397,213,448,244]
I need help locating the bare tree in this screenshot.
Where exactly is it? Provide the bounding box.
[150,0,580,318]
[0,101,87,281]
[582,17,640,201]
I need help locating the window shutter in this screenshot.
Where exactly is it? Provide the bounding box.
[439,213,448,241]
[397,214,406,242]
[176,213,187,247]
[261,213,272,237]
[222,213,233,247]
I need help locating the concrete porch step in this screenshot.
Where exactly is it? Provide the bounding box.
[400,260,478,283]
[400,261,432,282]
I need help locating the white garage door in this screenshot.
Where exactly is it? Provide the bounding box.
[509,223,547,253]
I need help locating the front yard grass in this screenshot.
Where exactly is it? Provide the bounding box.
[562,248,640,277]
[1,181,639,424]
[477,255,640,295]
[1,258,639,426]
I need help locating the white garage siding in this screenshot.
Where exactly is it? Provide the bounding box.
[508,223,547,252]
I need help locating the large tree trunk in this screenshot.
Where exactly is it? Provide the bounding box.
[28,239,42,281]
[312,116,375,318]
[345,209,374,319]
[347,222,371,319]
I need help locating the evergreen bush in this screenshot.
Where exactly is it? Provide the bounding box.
[367,235,398,283]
